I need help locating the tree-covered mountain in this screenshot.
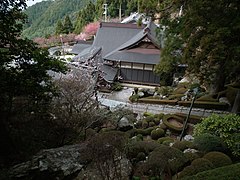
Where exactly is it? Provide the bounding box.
[22,0,141,39]
[22,0,95,39]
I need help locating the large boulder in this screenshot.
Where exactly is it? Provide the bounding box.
[118,116,133,131]
[8,144,87,179]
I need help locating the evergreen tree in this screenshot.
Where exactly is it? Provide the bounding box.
[74,2,96,34]
[55,19,64,35]
[0,0,66,164]
[63,15,73,34]
[155,0,240,93]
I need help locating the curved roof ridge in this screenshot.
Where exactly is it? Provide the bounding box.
[104,30,147,58]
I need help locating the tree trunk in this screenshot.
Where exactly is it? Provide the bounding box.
[209,66,226,94]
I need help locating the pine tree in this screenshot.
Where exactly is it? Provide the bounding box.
[155,0,240,93]
[55,19,64,35]
[63,15,73,34]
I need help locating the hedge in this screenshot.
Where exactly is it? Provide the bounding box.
[163,114,186,132]
[138,98,178,105]
[177,101,228,110]
[174,112,203,124]
[180,163,240,180]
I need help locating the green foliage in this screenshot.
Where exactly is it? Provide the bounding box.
[136,152,146,162]
[143,111,154,117]
[62,15,73,34]
[157,0,240,92]
[23,0,93,39]
[173,87,188,94]
[141,120,148,129]
[138,98,178,105]
[162,115,185,132]
[181,163,240,180]
[151,128,165,140]
[172,141,194,151]
[168,94,185,100]
[178,101,228,110]
[155,86,173,96]
[126,141,161,160]
[55,20,64,35]
[184,152,200,162]
[203,151,232,168]
[196,94,219,102]
[129,94,140,102]
[146,145,188,176]
[194,114,240,156]
[112,82,123,91]
[174,113,203,125]
[74,1,96,34]
[0,0,66,164]
[179,158,214,178]
[193,133,227,153]
[157,137,174,144]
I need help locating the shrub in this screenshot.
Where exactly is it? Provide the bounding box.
[177,101,228,110]
[196,94,218,102]
[145,116,155,123]
[136,134,144,141]
[112,82,123,91]
[157,137,174,144]
[156,86,173,96]
[149,121,155,127]
[203,151,232,168]
[162,140,174,146]
[142,120,148,129]
[163,115,186,132]
[143,112,154,117]
[173,87,188,94]
[184,152,200,162]
[178,158,214,178]
[159,123,167,130]
[126,141,161,160]
[180,163,240,180]
[129,94,139,102]
[153,118,160,125]
[151,128,165,140]
[146,145,188,176]
[135,127,155,136]
[174,113,203,124]
[193,133,227,153]
[172,141,194,151]
[136,152,146,162]
[139,98,178,105]
[168,94,185,100]
[194,114,240,156]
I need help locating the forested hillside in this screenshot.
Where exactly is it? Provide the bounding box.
[22,0,96,39]
[22,0,141,39]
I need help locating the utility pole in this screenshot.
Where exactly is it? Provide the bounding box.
[137,0,140,13]
[103,4,108,22]
[119,3,122,22]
